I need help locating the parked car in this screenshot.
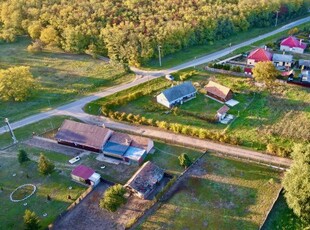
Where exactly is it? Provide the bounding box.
[69,156,81,164]
[165,74,174,81]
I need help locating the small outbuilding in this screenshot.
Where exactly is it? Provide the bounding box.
[280,36,307,54]
[71,165,101,186]
[124,161,164,199]
[205,81,233,103]
[298,59,310,70]
[156,82,197,108]
[216,105,230,122]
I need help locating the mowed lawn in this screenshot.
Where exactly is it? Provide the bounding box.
[0,145,85,229]
[0,38,134,122]
[94,69,310,152]
[139,153,283,229]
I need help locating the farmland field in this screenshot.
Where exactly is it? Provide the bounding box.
[0,38,134,122]
[138,153,283,229]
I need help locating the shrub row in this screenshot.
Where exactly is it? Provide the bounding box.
[179,70,198,81]
[155,176,177,202]
[103,109,241,145]
[208,63,243,73]
[266,143,291,158]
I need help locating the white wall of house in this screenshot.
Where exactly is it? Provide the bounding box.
[280,45,304,54]
[247,59,256,66]
[275,61,292,67]
[156,93,171,108]
[147,140,154,153]
[156,92,196,108]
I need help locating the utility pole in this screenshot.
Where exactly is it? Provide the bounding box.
[4,118,18,144]
[275,11,279,27]
[158,45,162,67]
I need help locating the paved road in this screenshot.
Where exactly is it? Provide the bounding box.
[1,16,310,134]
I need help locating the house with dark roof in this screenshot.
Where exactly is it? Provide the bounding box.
[71,165,101,186]
[124,161,164,199]
[247,48,273,66]
[55,120,113,152]
[280,36,307,54]
[272,53,293,68]
[156,82,197,108]
[55,120,154,165]
[205,81,233,103]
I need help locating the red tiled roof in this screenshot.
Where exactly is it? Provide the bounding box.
[248,48,272,62]
[244,67,253,74]
[217,105,230,114]
[71,165,94,180]
[205,81,232,100]
[281,36,307,49]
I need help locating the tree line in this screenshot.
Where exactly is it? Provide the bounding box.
[1,0,307,66]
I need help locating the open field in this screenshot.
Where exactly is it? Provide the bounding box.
[0,145,86,229]
[0,115,76,148]
[138,153,283,229]
[86,69,310,153]
[0,37,134,122]
[143,16,310,69]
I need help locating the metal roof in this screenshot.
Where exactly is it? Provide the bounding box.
[55,120,113,150]
[160,82,196,103]
[273,53,293,63]
[71,165,95,180]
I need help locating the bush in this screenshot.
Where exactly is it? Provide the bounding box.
[178,153,192,169]
[38,153,55,175]
[100,184,127,212]
[155,176,177,201]
[23,209,40,230]
[18,149,30,164]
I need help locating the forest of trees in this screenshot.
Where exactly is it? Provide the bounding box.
[0,0,308,66]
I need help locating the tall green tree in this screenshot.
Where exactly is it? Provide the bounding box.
[252,61,279,86]
[283,144,310,226]
[18,149,30,164]
[100,184,127,212]
[23,209,40,230]
[0,66,37,102]
[38,153,55,175]
[178,153,192,169]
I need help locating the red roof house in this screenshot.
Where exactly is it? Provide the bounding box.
[247,48,273,65]
[280,36,307,53]
[71,165,101,186]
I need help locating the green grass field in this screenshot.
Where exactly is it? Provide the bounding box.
[138,153,283,229]
[86,69,310,153]
[0,145,85,229]
[0,38,134,122]
[0,116,76,148]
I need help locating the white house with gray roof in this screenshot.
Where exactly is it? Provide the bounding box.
[272,53,293,68]
[156,82,197,108]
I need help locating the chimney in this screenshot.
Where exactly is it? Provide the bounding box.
[264,45,267,50]
[300,39,303,46]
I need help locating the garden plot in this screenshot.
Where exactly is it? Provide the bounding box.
[138,153,283,229]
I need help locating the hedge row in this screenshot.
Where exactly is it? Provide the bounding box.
[104,109,241,145]
[208,63,243,73]
[266,143,291,158]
